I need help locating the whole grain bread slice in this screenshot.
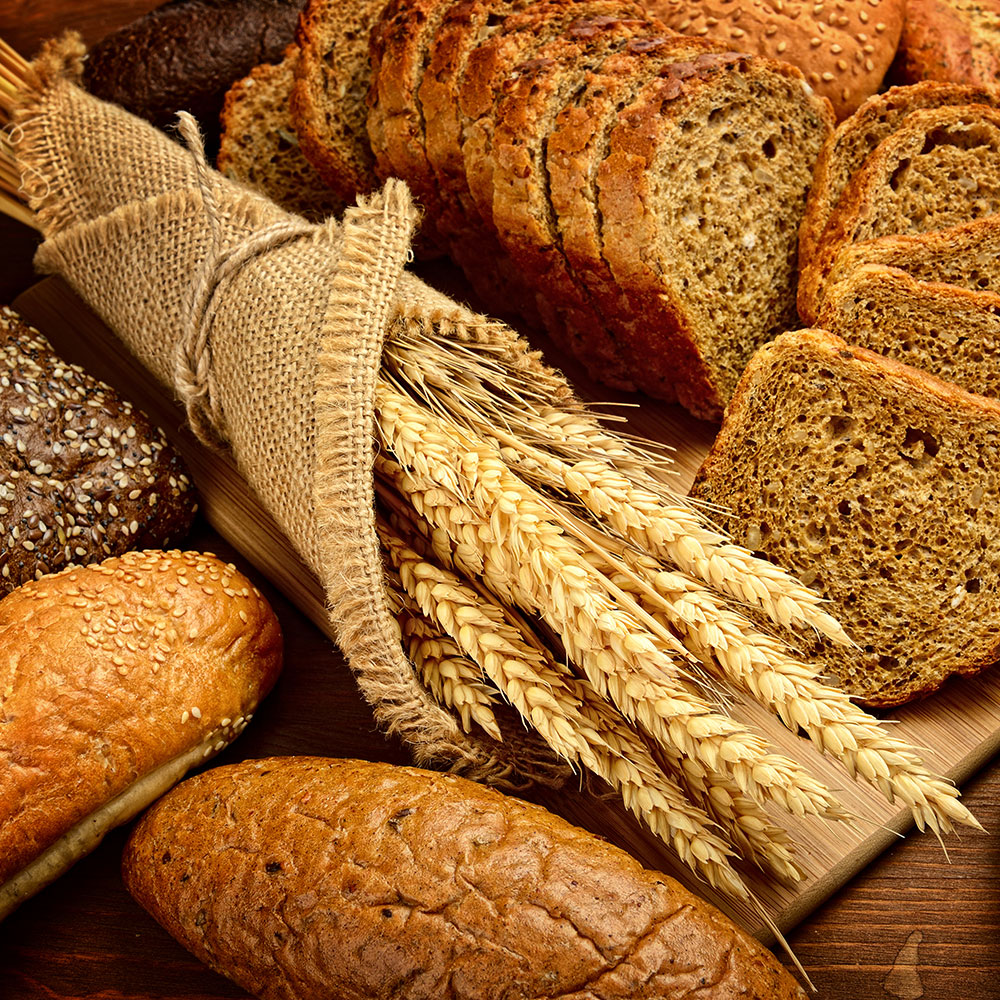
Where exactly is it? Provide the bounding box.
[798,102,1000,322]
[290,0,386,202]
[817,263,1000,398]
[218,46,345,221]
[690,327,1000,707]
[595,57,833,417]
[798,81,1000,279]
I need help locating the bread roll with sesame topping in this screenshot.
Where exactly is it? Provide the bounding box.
[0,306,198,592]
[642,0,905,119]
[0,550,282,920]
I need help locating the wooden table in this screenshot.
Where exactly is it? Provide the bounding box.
[1,3,998,997]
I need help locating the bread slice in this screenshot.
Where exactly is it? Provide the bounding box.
[817,263,1000,398]
[798,102,1000,323]
[546,37,740,392]
[595,57,833,417]
[218,47,345,221]
[825,215,1000,295]
[798,81,1000,280]
[291,0,386,202]
[690,327,1000,707]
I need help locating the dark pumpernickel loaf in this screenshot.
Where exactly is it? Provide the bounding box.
[123,756,807,1000]
[690,327,1000,707]
[0,306,197,593]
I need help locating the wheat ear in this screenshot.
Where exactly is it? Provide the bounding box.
[375,385,846,822]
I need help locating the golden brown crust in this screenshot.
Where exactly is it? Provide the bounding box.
[644,0,905,120]
[0,551,282,898]
[124,756,807,1000]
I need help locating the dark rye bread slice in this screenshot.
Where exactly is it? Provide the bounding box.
[825,215,1000,294]
[485,15,656,382]
[690,327,1000,708]
[291,0,386,202]
[546,36,738,391]
[596,57,833,417]
[798,81,1000,279]
[817,264,1000,399]
[218,47,345,221]
[799,103,1000,323]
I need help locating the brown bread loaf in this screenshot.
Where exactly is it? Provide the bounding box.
[0,550,283,919]
[690,328,1000,707]
[123,756,807,1000]
[0,305,197,593]
[642,0,905,120]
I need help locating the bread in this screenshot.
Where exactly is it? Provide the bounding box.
[690,327,1000,707]
[824,215,1000,294]
[798,102,1000,323]
[123,756,807,1000]
[797,81,1000,282]
[817,264,1000,399]
[642,0,905,120]
[0,305,197,594]
[218,46,345,221]
[0,550,283,919]
[892,0,1000,88]
[83,0,304,153]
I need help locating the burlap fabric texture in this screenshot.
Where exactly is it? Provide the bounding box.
[13,36,568,790]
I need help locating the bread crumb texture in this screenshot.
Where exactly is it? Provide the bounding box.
[0,305,197,593]
[692,328,1000,706]
[123,757,806,1000]
[0,550,282,886]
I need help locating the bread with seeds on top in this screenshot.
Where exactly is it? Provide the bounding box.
[0,306,197,593]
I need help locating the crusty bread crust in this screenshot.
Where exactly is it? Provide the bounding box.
[0,551,282,917]
[123,756,808,1000]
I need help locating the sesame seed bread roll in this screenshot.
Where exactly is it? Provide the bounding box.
[0,550,282,921]
[123,756,807,1000]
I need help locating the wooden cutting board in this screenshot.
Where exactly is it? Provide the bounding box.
[14,273,1000,950]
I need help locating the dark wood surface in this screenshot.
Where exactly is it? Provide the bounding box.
[0,2,998,997]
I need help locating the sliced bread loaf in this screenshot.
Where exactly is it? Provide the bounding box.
[798,102,1000,323]
[690,327,1000,707]
[596,56,833,417]
[218,47,345,221]
[291,0,386,202]
[798,81,1000,280]
[817,264,1000,398]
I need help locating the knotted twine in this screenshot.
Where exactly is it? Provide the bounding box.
[14,35,568,791]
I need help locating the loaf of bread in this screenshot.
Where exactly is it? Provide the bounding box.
[123,756,806,1000]
[817,264,1000,399]
[0,305,197,594]
[892,0,1000,88]
[798,102,1000,323]
[84,0,304,152]
[642,0,905,119]
[0,550,282,919]
[690,328,1000,707]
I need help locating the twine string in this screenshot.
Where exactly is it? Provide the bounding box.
[175,111,313,448]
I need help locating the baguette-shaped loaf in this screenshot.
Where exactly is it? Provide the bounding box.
[0,550,282,919]
[123,756,806,1000]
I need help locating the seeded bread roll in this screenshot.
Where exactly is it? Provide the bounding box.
[123,756,806,1000]
[0,550,283,919]
[0,306,197,593]
[690,328,1000,707]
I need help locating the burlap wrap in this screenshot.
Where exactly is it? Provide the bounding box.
[13,37,568,791]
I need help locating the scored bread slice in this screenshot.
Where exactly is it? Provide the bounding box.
[824,214,1000,298]
[291,0,386,203]
[218,46,345,222]
[546,36,741,392]
[595,56,833,417]
[817,264,1000,398]
[798,81,1000,278]
[690,327,1000,707]
[798,102,1000,323]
